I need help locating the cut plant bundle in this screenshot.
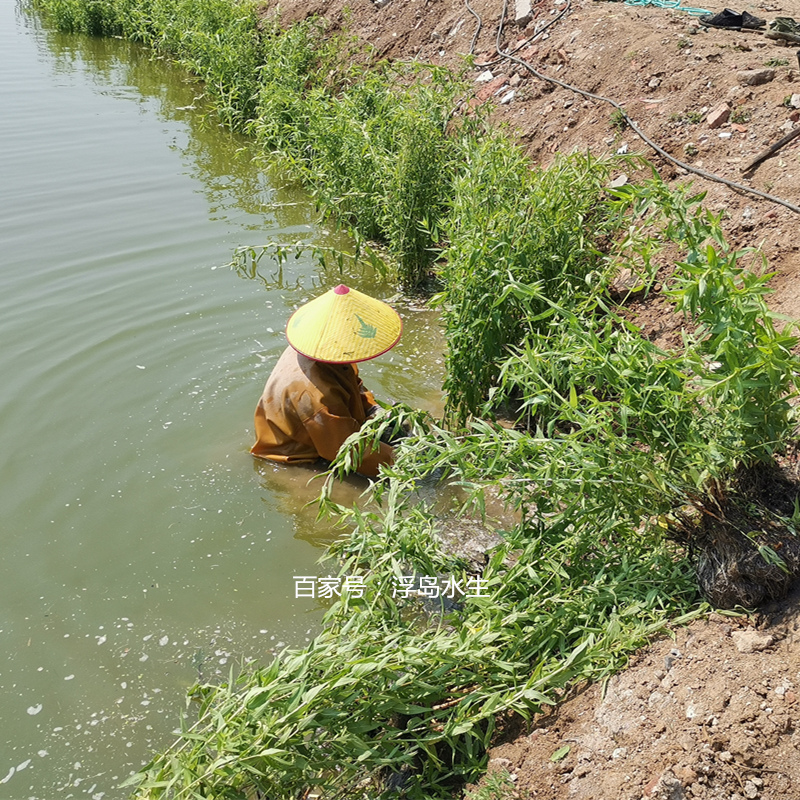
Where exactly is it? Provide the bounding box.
[30,0,800,797]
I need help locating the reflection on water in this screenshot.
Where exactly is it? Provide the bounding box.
[0,4,445,799]
[38,19,281,227]
[252,458,372,547]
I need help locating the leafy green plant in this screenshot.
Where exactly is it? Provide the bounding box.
[466,770,528,800]
[730,106,751,124]
[764,57,789,67]
[670,109,703,125]
[440,148,638,420]
[610,108,628,131]
[127,401,703,799]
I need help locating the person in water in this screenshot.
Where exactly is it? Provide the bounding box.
[250,284,402,478]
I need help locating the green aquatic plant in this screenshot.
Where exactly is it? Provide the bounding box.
[440,146,640,421]
[127,410,701,799]
[274,61,465,289]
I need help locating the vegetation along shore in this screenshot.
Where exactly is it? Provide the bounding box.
[31,0,800,797]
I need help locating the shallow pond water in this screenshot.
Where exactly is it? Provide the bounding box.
[0,3,445,796]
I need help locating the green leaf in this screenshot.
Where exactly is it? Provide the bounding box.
[449,720,474,736]
[550,744,571,762]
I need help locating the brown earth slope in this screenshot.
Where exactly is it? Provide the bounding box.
[477,595,800,800]
[271,0,800,321]
[270,1,800,797]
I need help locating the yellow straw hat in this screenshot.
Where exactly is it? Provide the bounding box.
[285,284,403,364]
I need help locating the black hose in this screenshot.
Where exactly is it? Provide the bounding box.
[465,0,800,214]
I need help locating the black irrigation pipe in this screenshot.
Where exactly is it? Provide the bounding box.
[464,0,483,56]
[466,0,800,214]
[468,0,570,68]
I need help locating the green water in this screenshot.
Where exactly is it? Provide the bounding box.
[0,4,444,797]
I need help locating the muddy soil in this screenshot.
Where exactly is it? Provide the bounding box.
[268,1,800,796]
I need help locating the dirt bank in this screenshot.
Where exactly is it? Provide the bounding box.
[476,593,800,800]
[266,1,800,797]
[271,0,800,324]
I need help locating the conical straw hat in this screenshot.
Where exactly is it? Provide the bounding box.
[285,284,402,363]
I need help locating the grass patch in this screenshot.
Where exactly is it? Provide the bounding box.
[466,771,528,799]
[610,108,628,131]
[730,106,752,124]
[670,109,704,125]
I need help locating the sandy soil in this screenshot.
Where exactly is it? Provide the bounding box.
[268,1,800,796]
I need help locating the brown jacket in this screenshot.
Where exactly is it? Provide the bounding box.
[251,346,393,478]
